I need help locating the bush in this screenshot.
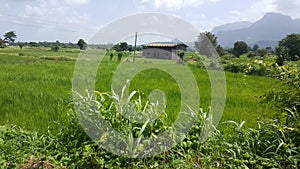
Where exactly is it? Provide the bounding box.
[110,52,114,61]
[117,52,123,61]
[18,53,25,56]
[199,119,300,168]
[51,46,60,52]
[224,62,246,73]
[39,56,75,61]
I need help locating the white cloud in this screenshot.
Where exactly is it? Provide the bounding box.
[136,0,220,10]
[231,0,300,22]
[210,0,276,27]
[16,0,93,41]
[134,0,300,33]
[273,0,300,18]
[190,0,276,31]
[24,0,89,25]
[203,0,300,31]
[229,10,240,15]
[64,0,89,6]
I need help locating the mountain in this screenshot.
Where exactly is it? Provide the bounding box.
[214,12,300,48]
[211,21,252,34]
[294,18,300,29]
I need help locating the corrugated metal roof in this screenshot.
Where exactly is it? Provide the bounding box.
[143,42,187,48]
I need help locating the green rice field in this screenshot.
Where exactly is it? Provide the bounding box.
[0,46,277,133]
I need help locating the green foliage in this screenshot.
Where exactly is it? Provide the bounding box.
[202,31,218,47]
[195,31,221,57]
[119,42,128,51]
[2,47,298,168]
[77,39,87,50]
[112,42,130,52]
[110,52,114,61]
[244,57,278,76]
[199,119,300,168]
[0,47,278,133]
[39,55,75,61]
[1,86,299,168]
[0,39,6,48]
[264,61,300,141]
[216,45,225,56]
[117,52,123,61]
[233,41,249,57]
[248,48,272,58]
[177,50,185,60]
[187,54,223,70]
[128,44,134,51]
[16,42,25,50]
[0,86,210,168]
[28,42,38,47]
[51,45,60,52]
[252,44,259,51]
[278,33,300,61]
[221,55,284,76]
[3,31,17,44]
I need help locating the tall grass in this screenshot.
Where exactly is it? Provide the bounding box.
[0,47,277,133]
[1,47,298,168]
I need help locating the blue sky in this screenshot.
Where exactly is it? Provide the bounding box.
[1,0,300,42]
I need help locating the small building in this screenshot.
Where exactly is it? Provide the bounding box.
[142,42,187,60]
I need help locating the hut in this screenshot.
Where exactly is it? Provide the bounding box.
[142,42,187,60]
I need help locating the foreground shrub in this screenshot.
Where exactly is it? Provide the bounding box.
[1,74,299,168]
[1,111,299,168]
[199,120,300,168]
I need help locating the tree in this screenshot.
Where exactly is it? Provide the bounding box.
[216,45,225,56]
[256,49,268,57]
[233,41,249,57]
[278,33,300,61]
[265,46,272,51]
[128,45,133,52]
[17,42,25,50]
[136,46,142,51]
[51,45,60,52]
[178,50,185,60]
[110,52,114,61]
[77,39,87,50]
[3,31,17,44]
[112,42,129,52]
[195,31,223,56]
[202,31,218,47]
[252,44,259,51]
[119,42,128,51]
[275,46,288,66]
[117,52,123,61]
[0,38,5,48]
[28,42,38,47]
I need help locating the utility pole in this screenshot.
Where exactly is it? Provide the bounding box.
[133,32,137,63]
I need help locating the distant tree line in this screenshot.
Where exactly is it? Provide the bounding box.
[111,42,142,52]
[194,31,300,64]
[0,31,140,53]
[0,31,119,51]
[3,30,299,63]
[106,42,142,62]
[15,41,78,48]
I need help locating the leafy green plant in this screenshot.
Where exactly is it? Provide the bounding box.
[74,81,197,158]
[51,46,60,52]
[117,52,123,61]
[110,52,114,61]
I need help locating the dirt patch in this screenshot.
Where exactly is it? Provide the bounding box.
[20,157,65,169]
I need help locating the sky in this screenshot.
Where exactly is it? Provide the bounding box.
[1,0,300,43]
